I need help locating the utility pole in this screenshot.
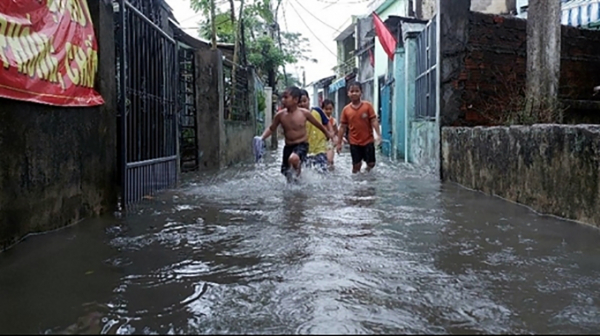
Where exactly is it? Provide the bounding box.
[268,2,278,150]
[525,0,561,120]
[302,68,306,88]
[209,0,217,49]
[274,0,288,87]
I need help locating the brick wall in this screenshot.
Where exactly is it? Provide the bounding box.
[453,12,600,126]
[561,27,600,100]
[458,13,527,126]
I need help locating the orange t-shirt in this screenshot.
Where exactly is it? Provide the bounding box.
[340,101,376,146]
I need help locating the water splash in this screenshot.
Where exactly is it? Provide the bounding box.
[2,143,600,334]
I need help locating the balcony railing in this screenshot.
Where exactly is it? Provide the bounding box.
[333,57,357,78]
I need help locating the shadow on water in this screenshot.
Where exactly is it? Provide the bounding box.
[2,143,600,334]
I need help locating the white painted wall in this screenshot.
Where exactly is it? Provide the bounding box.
[373,0,409,118]
[422,0,515,19]
[470,0,515,14]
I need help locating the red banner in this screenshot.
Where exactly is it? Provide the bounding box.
[0,0,104,107]
[372,12,397,61]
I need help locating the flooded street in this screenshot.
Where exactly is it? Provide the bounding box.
[2,145,600,334]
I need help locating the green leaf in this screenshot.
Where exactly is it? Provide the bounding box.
[189,0,313,85]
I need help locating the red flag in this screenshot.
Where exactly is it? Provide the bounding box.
[372,12,397,60]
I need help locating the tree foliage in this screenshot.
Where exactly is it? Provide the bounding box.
[188,0,315,84]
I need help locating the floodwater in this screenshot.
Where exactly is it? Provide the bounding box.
[2,144,600,334]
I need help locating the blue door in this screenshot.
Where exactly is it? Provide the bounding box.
[380,83,392,157]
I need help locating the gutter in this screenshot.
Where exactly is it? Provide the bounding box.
[375,0,398,15]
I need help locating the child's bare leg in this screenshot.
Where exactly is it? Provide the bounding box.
[289,153,301,176]
[352,162,362,174]
[366,162,375,172]
[327,149,335,170]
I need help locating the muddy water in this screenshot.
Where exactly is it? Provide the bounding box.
[2,145,600,334]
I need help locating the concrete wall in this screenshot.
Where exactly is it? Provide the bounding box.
[401,23,426,164]
[442,125,600,226]
[392,47,406,160]
[221,121,256,167]
[196,49,225,170]
[439,0,471,128]
[441,10,600,127]
[356,15,374,83]
[0,1,117,250]
[410,121,438,172]
[196,48,257,170]
[222,67,257,167]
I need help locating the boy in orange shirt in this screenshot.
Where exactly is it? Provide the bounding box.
[336,82,381,174]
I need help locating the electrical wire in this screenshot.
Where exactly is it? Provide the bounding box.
[287,0,337,57]
[282,0,289,32]
[178,14,235,31]
[178,0,232,24]
[276,0,288,84]
[289,0,342,32]
[314,0,373,4]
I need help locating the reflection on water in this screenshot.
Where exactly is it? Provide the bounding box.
[1,144,600,334]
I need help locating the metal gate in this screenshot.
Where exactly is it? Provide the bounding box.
[415,16,437,120]
[115,0,179,208]
[178,45,199,172]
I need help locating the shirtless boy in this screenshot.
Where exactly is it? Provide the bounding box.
[260,86,333,181]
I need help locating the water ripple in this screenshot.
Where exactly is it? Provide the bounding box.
[4,144,600,334]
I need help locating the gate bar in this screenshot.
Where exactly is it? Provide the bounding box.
[123,0,176,44]
[126,155,178,169]
[118,0,127,208]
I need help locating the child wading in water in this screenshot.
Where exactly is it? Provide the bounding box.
[336,82,381,174]
[321,99,339,169]
[300,90,333,173]
[260,86,333,182]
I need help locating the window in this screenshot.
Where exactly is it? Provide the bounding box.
[568,8,572,26]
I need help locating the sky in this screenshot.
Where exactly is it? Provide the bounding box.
[166,0,373,85]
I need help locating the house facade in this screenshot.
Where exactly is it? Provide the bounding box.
[517,0,600,29]
[326,17,358,120]
[358,0,517,166]
[368,0,411,120]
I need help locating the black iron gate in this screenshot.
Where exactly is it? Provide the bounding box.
[115,0,179,208]
[415,15,437,120]
[178,46,199,172]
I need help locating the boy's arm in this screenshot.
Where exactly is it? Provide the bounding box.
[260,128,273,140]
[337,109,348,147]
[337,123,347,147]
[305,109,332,139]
[369,105,382,139]
[371,117,381,138]
[261,112,281,140]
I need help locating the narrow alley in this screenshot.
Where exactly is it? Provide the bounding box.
[1,144,600,334]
